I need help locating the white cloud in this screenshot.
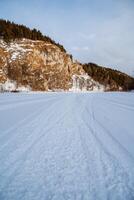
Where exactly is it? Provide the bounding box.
[69,7,134,75]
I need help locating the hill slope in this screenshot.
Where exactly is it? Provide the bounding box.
[0,19,134,92]
[0,19,66,52]
[83,63,134,91]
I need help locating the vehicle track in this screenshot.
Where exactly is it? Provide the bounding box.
[0,92,134,200]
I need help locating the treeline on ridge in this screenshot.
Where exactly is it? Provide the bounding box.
[83,63,134,91]
[0,19,66,52]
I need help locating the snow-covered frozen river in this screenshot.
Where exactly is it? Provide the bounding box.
[0,92,134,200]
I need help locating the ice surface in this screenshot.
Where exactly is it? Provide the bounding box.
[0,92,134,200]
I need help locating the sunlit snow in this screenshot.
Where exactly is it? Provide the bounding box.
[0,92,134,200]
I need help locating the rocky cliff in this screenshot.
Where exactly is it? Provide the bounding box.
[0,39,86,91]
[0,20,134,92]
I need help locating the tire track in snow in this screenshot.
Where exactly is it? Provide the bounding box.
[73,96,108,199]
[4,94,91,200]
[71,94,134,200]
[92,97,134,164]
[0,95,60,111]
[80,95,134,200]
[98,96,134,111]
[0,93,59,104]
[0,95,61,137]
[0,96,64,158]
[0,95,73,196]
[0,93,134,200]
[91,113,134,198]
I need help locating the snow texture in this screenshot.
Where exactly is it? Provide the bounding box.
[70,75,105,92]
[0,92,134,200]
[0,79,31,92]
[0,39,31,62]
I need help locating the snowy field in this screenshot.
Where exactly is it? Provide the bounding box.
[0,92,134,200]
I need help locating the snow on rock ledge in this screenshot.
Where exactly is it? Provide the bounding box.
[69,74,105,92]
[0,79,31,92]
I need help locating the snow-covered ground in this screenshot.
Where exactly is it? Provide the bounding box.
[0,92,134,200]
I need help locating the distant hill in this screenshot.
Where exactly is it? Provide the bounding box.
[83,63,134,91]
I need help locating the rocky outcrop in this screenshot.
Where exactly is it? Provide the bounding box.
[70,75,105,92]
[0,20,134,91]
[0,20,134,92]
[0,39,85,91]
[0,38,134,92]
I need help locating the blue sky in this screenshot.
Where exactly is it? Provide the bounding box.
[0,0,134,75]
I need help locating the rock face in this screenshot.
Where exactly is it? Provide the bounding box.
[0,19,134,92]
[70,75,105,92]
[0,39,134,92]
[0,39,85,91]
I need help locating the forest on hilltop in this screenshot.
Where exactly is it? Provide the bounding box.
[0,19,66,52]
[0,19,134,91]
[83,63,134,91]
